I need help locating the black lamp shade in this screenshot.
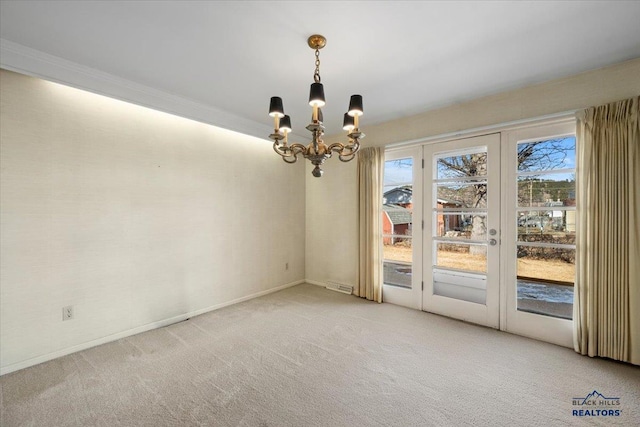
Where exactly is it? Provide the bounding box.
[343,113,355,131]
[280,115,292,132]
[308,83,326,107]
[269,97,284,117]
[347,94,363,116]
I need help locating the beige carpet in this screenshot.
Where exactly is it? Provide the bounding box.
[1,283,638,426]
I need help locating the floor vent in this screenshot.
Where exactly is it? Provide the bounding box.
[326,282,353,295]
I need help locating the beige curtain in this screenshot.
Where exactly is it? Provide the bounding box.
[575,96,640,365]
[356,147,384,302]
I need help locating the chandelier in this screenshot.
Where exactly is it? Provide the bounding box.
[268,34,364,177]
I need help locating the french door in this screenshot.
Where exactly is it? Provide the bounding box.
[382,147,423,309]
[422,134,501,328]
[383,120,576,348]
[502,121,576,347]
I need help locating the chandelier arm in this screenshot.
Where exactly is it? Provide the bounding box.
[282,156,298,164]
[273,142,290,157]
[274,141,308,164]
[332,139,357,154]
[287,143,307,162]
[289,143,307,155]
[337,140,361,161]
[326,142,346,154]
[277,148,299,164]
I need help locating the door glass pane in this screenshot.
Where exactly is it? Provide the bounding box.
[383,158,413,289]
[517,246,575,283]
[384,262,412,289]
[517,137,576,173]
[515,136,576,320]
[517,210,576,238]
[517,174,576,207]
[383,158,413,194]
[436,182,487,209]
[435,242,487,273]
[517,280,573,320]
[435,213,486,239]
[437,152,487,179]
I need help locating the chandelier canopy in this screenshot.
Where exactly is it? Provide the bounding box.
[268,34,364,177]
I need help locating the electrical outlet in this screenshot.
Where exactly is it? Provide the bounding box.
[62,305,73,321]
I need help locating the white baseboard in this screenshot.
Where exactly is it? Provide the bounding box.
[0,279,305,376]
[305,279,327,287]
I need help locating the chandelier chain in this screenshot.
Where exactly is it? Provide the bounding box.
[314,49,321,83]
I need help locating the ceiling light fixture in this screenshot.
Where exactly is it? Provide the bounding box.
[268,34,364,177]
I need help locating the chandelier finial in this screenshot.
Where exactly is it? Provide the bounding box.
[307,34,326,50]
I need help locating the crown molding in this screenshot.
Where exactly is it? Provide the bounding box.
[0,39,295,141]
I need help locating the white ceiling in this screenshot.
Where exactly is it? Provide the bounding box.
[1,1,640,140]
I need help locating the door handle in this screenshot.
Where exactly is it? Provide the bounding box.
[489,238,498,246]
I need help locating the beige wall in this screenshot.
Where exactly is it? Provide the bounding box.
[306,58,640,287]
[0,70,306,373]
[2,56,639,373]
[305,160,359,287]
[330,58,640,148]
